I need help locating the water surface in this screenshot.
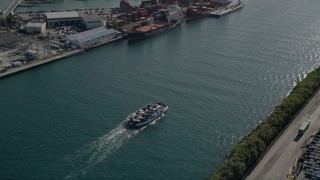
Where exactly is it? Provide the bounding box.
[1,0,320,179]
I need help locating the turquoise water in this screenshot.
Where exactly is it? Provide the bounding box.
[2,0,320,179]
[15,0,141,12]
[0,0,13,12]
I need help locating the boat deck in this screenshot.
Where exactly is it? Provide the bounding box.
[209,2,244,17]
[134,22,167,32]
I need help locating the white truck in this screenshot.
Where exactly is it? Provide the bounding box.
[298,119,311,136]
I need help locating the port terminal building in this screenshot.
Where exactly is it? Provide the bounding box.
[64,27,118,48]
[25,22,46,34]
[45,11,105,30]
[80,14,104,30]
[45,11,81,28]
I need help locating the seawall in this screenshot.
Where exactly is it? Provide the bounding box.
[211,66,320,179]
[0,49,84,79]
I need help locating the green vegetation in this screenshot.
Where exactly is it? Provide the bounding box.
[212,67,320,180]
[5,14,15,25]
[0,14,15,27]
[0,17,5,27]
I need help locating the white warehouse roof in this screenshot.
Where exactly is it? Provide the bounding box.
[26,22,45,27]
[65,27,118,44]
[45,11,80,20]
[81,14,102,23]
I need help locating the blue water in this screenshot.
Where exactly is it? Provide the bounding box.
[1,0,320,179]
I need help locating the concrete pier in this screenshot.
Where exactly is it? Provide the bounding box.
[209,1,245,17]
[2,0,21,17]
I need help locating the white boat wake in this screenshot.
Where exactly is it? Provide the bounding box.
[64,121,147,179]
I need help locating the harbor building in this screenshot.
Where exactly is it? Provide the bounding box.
[81,14,104,30]
[25,22,46,34]
[64,27,118,48]
[45,11,81,28]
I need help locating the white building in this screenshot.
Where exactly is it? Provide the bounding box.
[82,14,104,30]
[25,50,38,60]
[25,22,46,34]
[64,27,119,48]
[45,11,81,28]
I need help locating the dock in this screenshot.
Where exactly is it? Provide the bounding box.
[1,0,21,17]
[209,1,245,17]
[84,35,123,50]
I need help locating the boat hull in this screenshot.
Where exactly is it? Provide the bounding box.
[127,105,168,127]
[209,2,245,17]
[127,19,182,42]
[185,13,209,22]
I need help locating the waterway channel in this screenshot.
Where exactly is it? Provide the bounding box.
[1,0,320,179]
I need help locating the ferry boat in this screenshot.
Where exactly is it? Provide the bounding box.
[209,0,245,17]
[127,102,168,127]
[185,0,233,21]
[127,3,183,42]
[185,7,209,22]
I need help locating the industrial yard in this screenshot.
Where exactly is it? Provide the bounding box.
[290,130,320,179]
[0,0,243,78]
[0,7,122,77]
[0,30,51,73]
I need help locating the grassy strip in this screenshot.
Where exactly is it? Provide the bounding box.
[211,67,320,180]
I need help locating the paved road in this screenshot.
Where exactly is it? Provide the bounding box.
[246,89,320,180]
